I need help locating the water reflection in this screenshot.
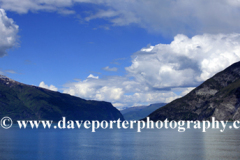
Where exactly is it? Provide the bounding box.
[0,124,240,159]
[203,123,240,159]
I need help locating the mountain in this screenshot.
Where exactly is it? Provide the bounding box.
[146,61,240,121]
[0,75,124,122]
[121,103,166,120]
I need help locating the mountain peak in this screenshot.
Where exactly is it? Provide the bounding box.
[0,75,19,86]
[0,75,8,79]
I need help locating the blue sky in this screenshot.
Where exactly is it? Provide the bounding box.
[1,0,240,109]
[1,9,170,85]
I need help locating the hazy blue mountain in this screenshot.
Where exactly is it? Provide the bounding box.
[146,61,240,121]
[121,103,166,120]
[0,75,124,122]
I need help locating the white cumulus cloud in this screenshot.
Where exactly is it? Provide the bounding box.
[39,81,58,91]
[126,33,240,89]
[87,74,99,79]
[0,9,19,57]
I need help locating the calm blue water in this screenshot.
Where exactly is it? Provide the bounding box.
[0,124,240,160]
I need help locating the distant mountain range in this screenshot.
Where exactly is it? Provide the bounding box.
[0,75,124,122]
[121,103,166,120]
[146,61,240,121]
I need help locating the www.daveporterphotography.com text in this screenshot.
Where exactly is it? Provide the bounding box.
[1,116,240,133]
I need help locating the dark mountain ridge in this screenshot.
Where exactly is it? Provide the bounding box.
[146,61,240,121]
[0,75,124,122]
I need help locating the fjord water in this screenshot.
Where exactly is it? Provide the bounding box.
[0,124,240,160]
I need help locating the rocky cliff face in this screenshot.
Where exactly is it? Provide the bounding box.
[147,61,240,121]
[0,76,124,122]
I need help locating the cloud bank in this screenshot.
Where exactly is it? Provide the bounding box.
[1,0,240,35]
[0,0,74,14]
[63,33,240,108]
